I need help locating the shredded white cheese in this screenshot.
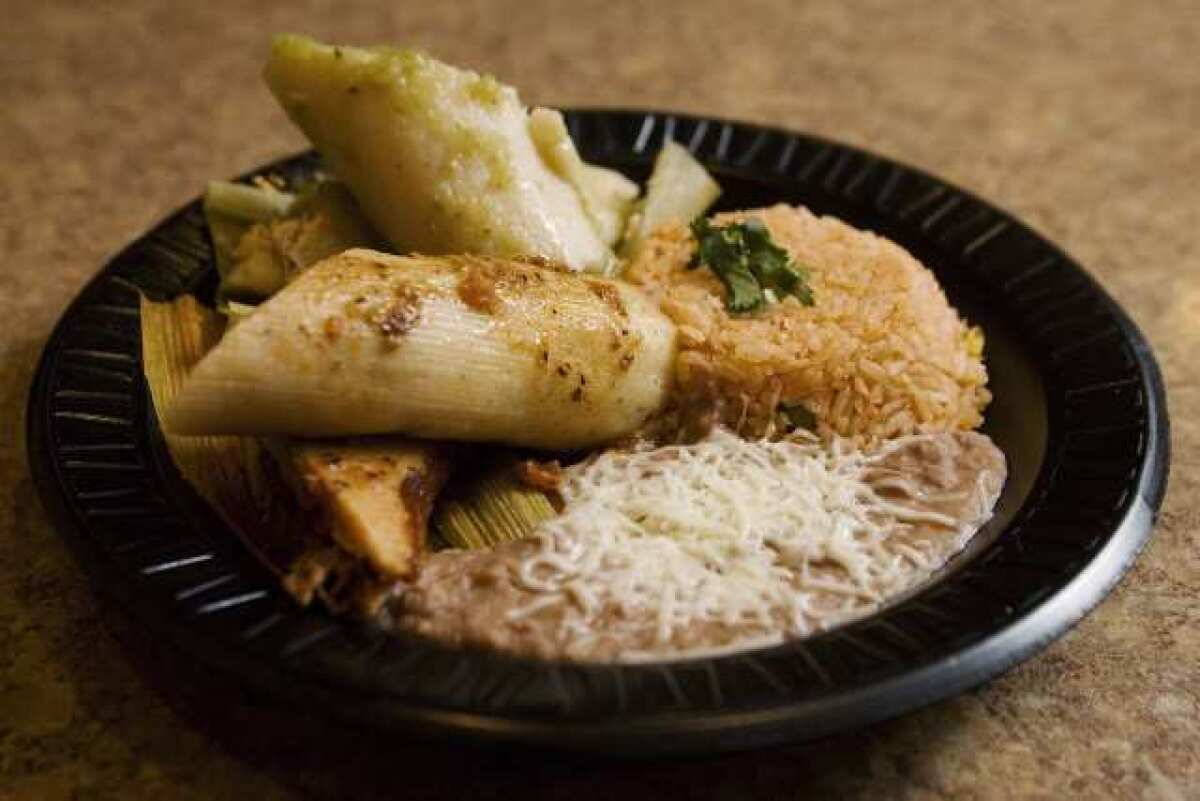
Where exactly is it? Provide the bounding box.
[511,429,990,661]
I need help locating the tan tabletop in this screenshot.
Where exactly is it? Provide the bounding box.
[3,1,1197,798]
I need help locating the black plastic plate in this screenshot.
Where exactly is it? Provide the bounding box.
[27,110,1169,756]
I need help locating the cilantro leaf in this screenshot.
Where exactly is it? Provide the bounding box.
[688,218,762,311]
[688,217,814,313]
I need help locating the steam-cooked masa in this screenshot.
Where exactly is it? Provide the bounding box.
[165,250,676,449]
[264,35,614,272]
[625,205,991,444]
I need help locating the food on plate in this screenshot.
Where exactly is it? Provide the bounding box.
[399,429,1004,660]
[166,250,677,449]
[265,35,615,273]
[142,296,446,608]
[626,205,990,444]
[142,35,1005,662]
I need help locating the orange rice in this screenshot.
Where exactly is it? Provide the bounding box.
[624,204,990,444]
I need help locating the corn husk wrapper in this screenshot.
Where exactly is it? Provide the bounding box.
[140,296,315,575]
[436,459,557,550]
[142,295,558,578]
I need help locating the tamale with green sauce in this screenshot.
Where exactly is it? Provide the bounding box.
[264,34,615,272]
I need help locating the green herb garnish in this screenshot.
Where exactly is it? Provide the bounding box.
[688,217,815,313]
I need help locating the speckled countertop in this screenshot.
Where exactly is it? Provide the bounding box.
[2,1,1197,798]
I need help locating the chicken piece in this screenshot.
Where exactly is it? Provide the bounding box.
[280,438,450,580]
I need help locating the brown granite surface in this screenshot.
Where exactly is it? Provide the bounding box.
[2,1,1197,798]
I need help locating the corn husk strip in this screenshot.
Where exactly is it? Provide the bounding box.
[436,460,556,550]
[140,295,311,575]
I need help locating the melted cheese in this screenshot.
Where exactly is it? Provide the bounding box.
[511,429,989,660]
